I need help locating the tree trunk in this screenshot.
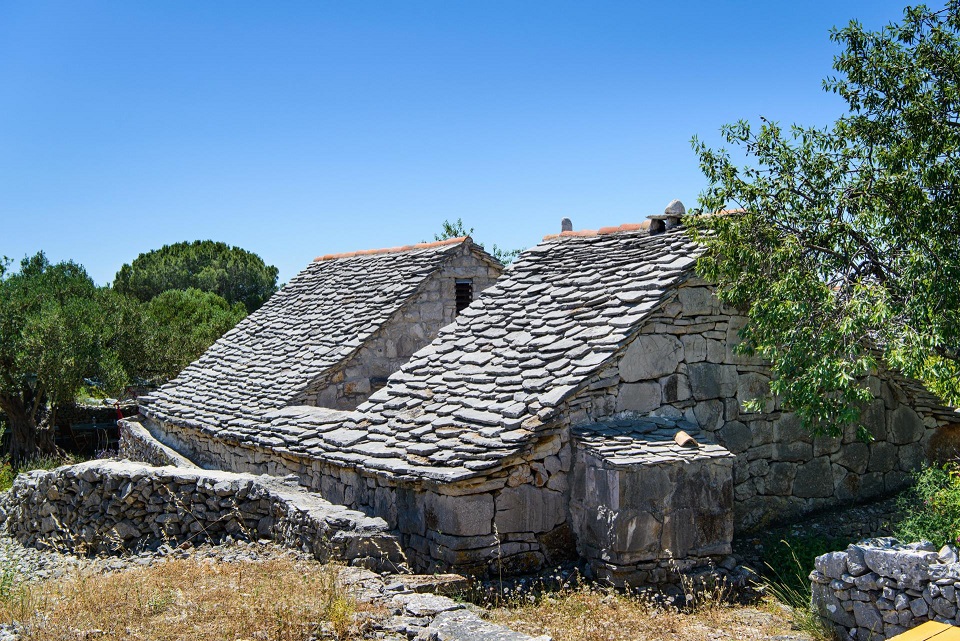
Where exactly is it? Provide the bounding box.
[2,397,38,466]
[0,394,59,465]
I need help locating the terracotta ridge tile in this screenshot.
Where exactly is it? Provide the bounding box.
[542,220,652,241]
[314,236,468,262]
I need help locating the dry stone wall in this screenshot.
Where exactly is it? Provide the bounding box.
[120,420,199,468]
[811,539,960,641]
[298,246,500,410]
[0,459,407,573]
[563,278,942,530]
[125,416,576,577]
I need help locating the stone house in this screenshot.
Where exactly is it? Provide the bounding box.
[131,206,960,586]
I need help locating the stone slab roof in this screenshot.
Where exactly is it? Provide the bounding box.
[140,237,495,431]
[572,417,734,466]
[140,225,701,481]
[141,221,960,484]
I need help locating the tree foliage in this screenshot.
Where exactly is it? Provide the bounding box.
[140,288,247,381]
[0,253,139,462]
[691,2,960,436]
[432,218,522,265]
[114,240,279,313]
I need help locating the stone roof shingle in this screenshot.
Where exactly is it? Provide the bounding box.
[140,237,493,432]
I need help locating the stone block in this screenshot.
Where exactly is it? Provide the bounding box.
[424,492,494,537]
[773,412,812,444]
[773,441,812,463]
[494,485,564,534]
[833,442,869,474]
[661,373,691,403]
[717,421,752,454]
[889,406,924,445]
[687,363,738,401]
[764,462,796,496]
[616,382,661,414]
[678,286,715,316]
[680,334,707,363]
[792,457,834,498]
[859,398,887,441]
[868,442,898,473]
[852,601,883,635]
[736,372,772,413]
[618,334,682,383]
[693,400,724,431]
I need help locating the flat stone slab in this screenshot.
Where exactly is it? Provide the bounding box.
[417,609,552,641]
[392,574,470,596]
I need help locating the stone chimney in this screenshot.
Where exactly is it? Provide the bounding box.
[561,217,573,232]
[648,200,685,235]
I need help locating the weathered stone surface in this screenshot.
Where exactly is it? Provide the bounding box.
[792,457,834,499]
[812,540,960,640]
[686,363,738,400]
[736,372,772,414]
[424,493,494,538]
[494,485,564,535]
[418,609,550,641]
[888,406,924,445]
[717,421,752,454]
[615,382,661,413]
[677,286,714,316]
[619,335,683,383]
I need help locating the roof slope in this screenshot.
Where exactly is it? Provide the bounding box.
[338,226,700,476]
[226,226,700,480]
[140,237,489,429]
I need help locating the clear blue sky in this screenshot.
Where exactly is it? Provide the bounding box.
[0,1,907,285]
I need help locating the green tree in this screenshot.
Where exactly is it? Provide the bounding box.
[431,218,522,265]
[140,288,247,381]
[0,253,137,462]
[114,240,279,313]
[691,2,960,437]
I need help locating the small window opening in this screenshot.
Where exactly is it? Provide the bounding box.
[455,279,474,314]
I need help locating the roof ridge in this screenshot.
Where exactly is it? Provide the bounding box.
[541,209,747,241]
[314,236,468,262]
[542,221,651,241]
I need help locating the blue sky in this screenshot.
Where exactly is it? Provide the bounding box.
[0,1,907,285]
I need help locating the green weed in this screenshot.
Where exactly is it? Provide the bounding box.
[895,463,960,548]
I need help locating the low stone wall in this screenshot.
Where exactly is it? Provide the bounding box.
[811,538,960,640]
[0,460,407,573]
[127,415,577,578]
[120,420,199,468]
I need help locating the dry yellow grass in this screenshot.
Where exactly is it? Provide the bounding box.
[486,587,816,641]
[0,556,378,641]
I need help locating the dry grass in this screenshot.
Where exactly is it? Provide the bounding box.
[0,556,378,641]
[486,586,816,641]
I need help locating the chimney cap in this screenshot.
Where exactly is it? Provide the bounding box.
[647,199,686,234]
[664,199,686,216]
[560,217,573,232]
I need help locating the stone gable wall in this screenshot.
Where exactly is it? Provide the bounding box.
[297,246,501,410]
[562,278,942,530]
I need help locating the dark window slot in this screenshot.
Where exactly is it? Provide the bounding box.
[455,279,473,314]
